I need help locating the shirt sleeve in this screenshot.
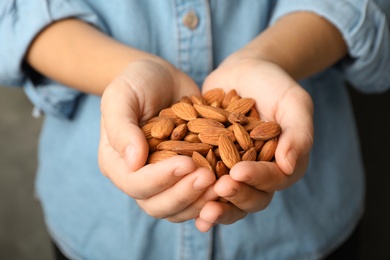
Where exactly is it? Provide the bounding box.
[271,0,390,94]
[0,0,107,118]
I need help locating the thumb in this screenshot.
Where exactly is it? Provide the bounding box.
[101,80,149,171]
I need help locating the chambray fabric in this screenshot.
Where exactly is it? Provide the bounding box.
[1,1,390,259]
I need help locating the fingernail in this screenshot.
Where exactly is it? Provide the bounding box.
[193,177,211,191]
[285,149,297,175]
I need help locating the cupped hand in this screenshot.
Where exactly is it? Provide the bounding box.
[98,59,217,221]
[195,56,314,232]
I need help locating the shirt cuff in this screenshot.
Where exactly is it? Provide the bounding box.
[271,0,390,93]
[0,0,107,118]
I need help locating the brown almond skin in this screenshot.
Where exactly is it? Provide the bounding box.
[171,123,188,140]
[232,123,253,151]
[192,151,214,172]
[216,160,229,178]
[193,104,228,123]
[222,89,238,108]
[172,102,198,121]
[202,88,225,104]
[219,134,241,169]
[187,118,224,133]
[241,147,257,161]
[225,98,255,114]
[206,149,217,171]
[198,127,235,146]
[147,138,164,153]
[228,112,248,125]
[184,133,202,143]
[250,121,281,141]
[147,150,178,164]
[258,138,278,161]
[151,117,175,139]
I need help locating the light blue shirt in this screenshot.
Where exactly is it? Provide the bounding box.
[1,1,390,259]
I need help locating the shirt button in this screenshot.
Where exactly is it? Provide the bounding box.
[183,10,199,30]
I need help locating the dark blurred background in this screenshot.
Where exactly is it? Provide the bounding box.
[0,85,389,260]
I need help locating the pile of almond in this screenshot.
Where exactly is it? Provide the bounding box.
[142,88,281,178]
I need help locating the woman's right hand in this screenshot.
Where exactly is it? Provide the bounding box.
[98,59,217,222]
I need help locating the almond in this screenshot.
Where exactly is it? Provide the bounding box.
[190,95,208,105]
[206,149,217,171]
[219,134,241,169]
[241,147,257,161]
[203,88,225,104]
[232,123,253,151]
[147,138,164,153]
[180,95,193,105]
[198,127,235,146]
[226,98,255,114]
[184,133,202,143]
[170,123,188,140]
[222,89,238,108]
[250,121,281,140]
[147,150,178,164]
[216,160,229,178]
[192,151,214,172]
[151,117,175,139]
[258,138,278,161]
[228,112,248,125]
[172,102,198,121]
[243,118,265,131]
[187,118,224,133]
[172,142,213,156]
[141,122,155,139]
[193,104,228,123]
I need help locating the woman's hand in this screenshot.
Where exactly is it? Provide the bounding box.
[195,56,314,232]
[98,59,217,221]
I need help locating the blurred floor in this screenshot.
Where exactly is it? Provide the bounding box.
[0,86,389,260]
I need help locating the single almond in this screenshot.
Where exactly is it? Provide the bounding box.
[248,107,260,118]
[180,95,193,105]
[258,138,278,161]
[172,102,198,121]
[141,122,155,139]
[243,118,265,131]
[193,104,228,123]
[228,112,248,125]
[198,127,235,146]
[216,160,229,178]
[232,123,253,151]
[206,149,217,171]
[147,150,178,164]
[187,118,224,133]
[151,117,175,139]
[250,121,281,140]
[184,133,202,143]
[159,107,177,118]
[226,98,255,114]
[172,142,213,156]
[254,140,266,152]
[222,89,238,108]
[192,151,214,172]
[190,95,208,105]
[170,123,188,140]
[241,147,257,161]
[218,134,241,169]
[147,138,164,153]
[203,88,225,104]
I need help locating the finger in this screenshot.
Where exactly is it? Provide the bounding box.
[213,175,274,212]
[137,167,216,219]
[274,86,314,174]
[229,161,298,192]
[101,81,150,171]
[99,121,201,199]
[196,201,247,232]
[165,186,219,223]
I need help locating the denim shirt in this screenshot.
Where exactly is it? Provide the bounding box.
[1,1,390,259]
